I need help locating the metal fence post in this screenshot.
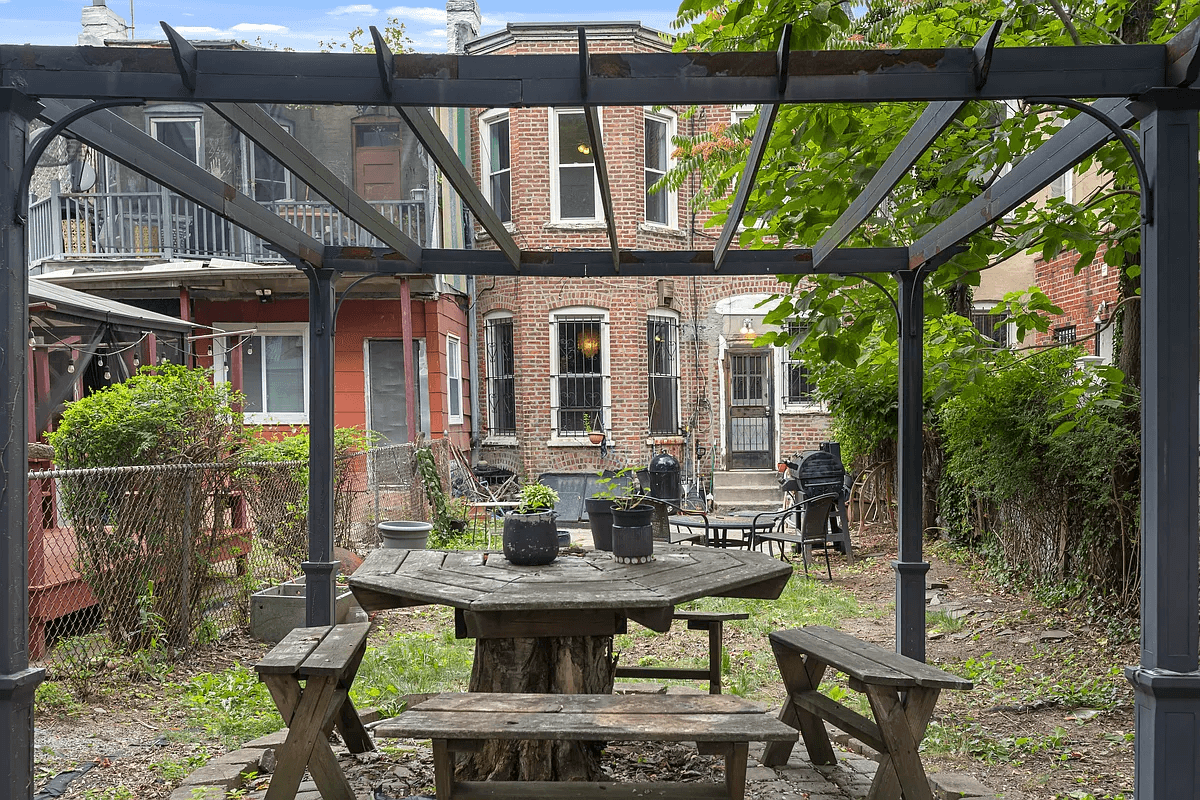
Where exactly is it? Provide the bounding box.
[1,87,46,800]
[1127,95,1200,800]
[180,480,192,645]
[304,267,339,627]
[894,267,929,662]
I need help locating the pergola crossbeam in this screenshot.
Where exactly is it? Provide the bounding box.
[38,99,324,266]
[812,99,966,268]
[210,101,423,265]
[1,44,1168,106]
[908,97,1135,268]
[579,29,620,273]
[392,104,522,269]
[323,245,908,276]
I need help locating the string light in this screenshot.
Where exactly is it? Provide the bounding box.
[97,355,104,367]
[28,332,35,348]
[133,353,140,367]
[103,369,111,380]
[67,360,75,374]
[207,345,213,357]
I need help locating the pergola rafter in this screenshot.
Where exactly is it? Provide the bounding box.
[3,19,1200,799]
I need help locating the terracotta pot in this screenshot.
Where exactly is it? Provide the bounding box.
[588,432,605,445]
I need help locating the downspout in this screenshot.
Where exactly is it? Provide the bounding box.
[467,274,481,459]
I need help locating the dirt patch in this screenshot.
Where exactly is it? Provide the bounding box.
[34,530,1137,800]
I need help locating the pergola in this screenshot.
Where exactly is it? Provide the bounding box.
[2,19,1199,797]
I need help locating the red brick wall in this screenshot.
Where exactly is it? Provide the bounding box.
[468,28,829,480]
[1032,244,1120,352]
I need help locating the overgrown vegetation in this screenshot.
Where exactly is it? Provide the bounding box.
[48,365,246,652]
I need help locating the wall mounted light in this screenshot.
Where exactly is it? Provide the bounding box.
[740,318,755,339]
[255,288,274,303]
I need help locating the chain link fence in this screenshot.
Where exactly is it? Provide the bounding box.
[27,441,453,676]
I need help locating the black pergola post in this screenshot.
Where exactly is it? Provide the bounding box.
[1127,97,1200,797]
[0,88,45,800]
[894,267,929,661]
[304,267,340,627]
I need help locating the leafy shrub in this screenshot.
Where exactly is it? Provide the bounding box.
[47,365,245,651]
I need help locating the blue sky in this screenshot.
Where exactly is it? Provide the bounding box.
[4,0,684,51]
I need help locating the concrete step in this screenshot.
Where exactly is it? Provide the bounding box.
[711,469,780,489]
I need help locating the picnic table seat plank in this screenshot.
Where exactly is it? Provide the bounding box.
[300,622,372,677]
[383,710,798,741]
[773,627,972,690]
[255,626,330,675]
[411,692,770,714]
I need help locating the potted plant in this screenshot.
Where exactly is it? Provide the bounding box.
[583,412,605,445]
[586,467,637,551]
[502,482,560,565]
[596,468,654,563]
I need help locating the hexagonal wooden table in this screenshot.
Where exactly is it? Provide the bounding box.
[348,545,793,782]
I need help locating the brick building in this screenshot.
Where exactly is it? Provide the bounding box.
[463,19,831,496]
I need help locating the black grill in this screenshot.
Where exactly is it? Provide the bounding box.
[790,449,847,502]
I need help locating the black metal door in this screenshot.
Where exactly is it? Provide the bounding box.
[726,350,773,469]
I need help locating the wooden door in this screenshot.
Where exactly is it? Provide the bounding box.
[726,350,773,469]
[353,121,403,201]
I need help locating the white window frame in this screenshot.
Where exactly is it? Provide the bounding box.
[484,311,516,440]
[479,110,512,224]
[149,114,203,164]
[549,108,604,225]
[215,322,309,425]
[643,109,678,229]
[1048,169,1074,204]
[447,334,464,425]
[243,120,295,203]
[549,307,610,441]
[777,321,822,412]
[647,311,681,434]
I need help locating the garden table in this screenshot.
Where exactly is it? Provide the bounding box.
[348,545,792,782]
[667,514,778,549]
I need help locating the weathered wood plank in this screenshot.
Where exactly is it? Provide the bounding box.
[770,629,917,687]
[446,781,728,799]
[460,609,627,639]
[298,622,370,677]
[354,548,409,578]
[774,626,971,689]
[412,692,769,715]
[864,685,934,800]
[350,573,489,609]
[790,690,885,753]
[674,610,750,624]
[469,582,668,611]
[376,710,798,742]
[254,626,330,675]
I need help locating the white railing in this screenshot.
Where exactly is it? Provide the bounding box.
[27,182,427,266]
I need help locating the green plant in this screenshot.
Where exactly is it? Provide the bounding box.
[34,680,84,716]
[514,482,559,515]
[48,364,247,652]
[178,663,283,749]
[593,467,646,511]
[82,788,135,800]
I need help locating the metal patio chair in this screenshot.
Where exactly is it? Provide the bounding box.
[750,492,841,578]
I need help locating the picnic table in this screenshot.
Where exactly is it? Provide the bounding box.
[348,546,792,782]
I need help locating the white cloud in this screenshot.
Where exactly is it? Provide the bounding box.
[422,28,446,37]
[384,6,446,24]
[230,23,290,33]
[174,26,223,35]
[479,14,506,26]
[329,4,379,15]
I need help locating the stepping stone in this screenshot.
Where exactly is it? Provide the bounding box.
[1039,629,1073,641]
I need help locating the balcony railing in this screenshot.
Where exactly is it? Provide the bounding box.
[27,183,427,266]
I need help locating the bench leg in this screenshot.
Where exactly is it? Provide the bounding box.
[262,675,356,800]
[698,741,749,800]
[708,621,723,694]
[433,739,455,800]
[863,685,938,800]
[333,640,376,754]
[762,641,835,767]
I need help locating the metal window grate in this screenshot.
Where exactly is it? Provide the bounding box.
[970,312,1009,347]
[485,317,515,435]
[553,316,609,434]
[647,316,679,434]
[783,323,816,404]
[1054,325,1077,344]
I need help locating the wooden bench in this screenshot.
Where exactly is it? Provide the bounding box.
[376,691,798,800]
[760,626,972,800]
[254,623,375,800]
[614,610,749,694]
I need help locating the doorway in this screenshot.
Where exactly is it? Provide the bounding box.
[725,349,774,469]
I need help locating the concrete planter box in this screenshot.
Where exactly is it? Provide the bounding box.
[249,577,362,644]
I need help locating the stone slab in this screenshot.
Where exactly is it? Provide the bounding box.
[182,751,263,789]
[928,771,999,799]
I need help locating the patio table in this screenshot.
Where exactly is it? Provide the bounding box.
[348,545,792,782]
[667,514,778,549]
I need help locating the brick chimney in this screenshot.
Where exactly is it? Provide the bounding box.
[79,0,131,46]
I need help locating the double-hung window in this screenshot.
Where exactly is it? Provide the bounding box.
[216,323,308,425]
[1048,169,1074,203]
[782,322,817,406]
[447,335,464,424]
[551,310,608,436]
[551,109,601,223]
[644,111,675,227]
[481,112,512,223]
[485,314,516,436]
[245,120,294,202]
[150,116,202,164]
[647,314,680,434]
